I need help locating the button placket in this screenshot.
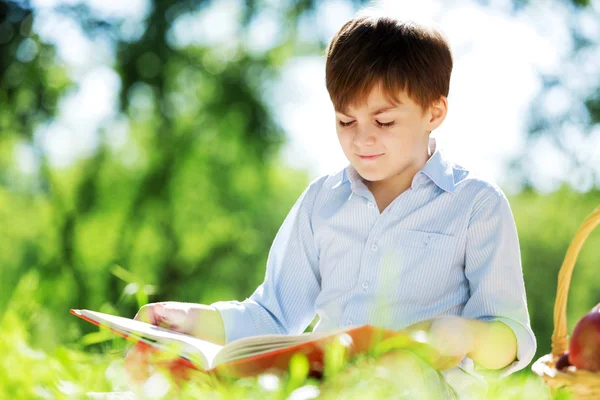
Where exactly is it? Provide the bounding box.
[353,200,385,326]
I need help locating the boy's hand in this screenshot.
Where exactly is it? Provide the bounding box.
[125,302,197,386]
[131,301,226,343]
[428,316,475,368]
[403,316,476,370]
[133,302,198,335]
[124,302,225,386]
[404,316,518,371]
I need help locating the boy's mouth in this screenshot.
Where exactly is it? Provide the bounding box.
[357,153,384,161]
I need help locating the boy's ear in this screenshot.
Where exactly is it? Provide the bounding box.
[426,96,448,132]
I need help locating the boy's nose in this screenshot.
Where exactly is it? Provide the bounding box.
[353,128,377,147]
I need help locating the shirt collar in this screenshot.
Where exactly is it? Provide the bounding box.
[332,138,456,193]
[417,138,456,193]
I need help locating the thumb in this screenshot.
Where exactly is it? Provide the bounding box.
[154,303,166,319]
[153,302,188,331]
[152,303,172,327]
[135,303,168,326]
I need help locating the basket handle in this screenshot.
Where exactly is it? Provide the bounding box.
[551,205,600,358]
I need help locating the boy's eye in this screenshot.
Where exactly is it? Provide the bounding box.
[376,120,395,127]
[338,120,395,128]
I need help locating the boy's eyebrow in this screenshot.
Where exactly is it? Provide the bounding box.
[336,105,399,117]
[370,106,398,116]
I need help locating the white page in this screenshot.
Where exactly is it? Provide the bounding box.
[76,310,224,369]
[214,325,355,366]
[75,310,361,370]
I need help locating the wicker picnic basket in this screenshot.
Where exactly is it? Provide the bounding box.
[532,205,600,399]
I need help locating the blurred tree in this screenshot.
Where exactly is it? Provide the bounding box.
[0,0,72,323]
[0,0,366,347]
[0,1,72,140]
[504,0,600,190]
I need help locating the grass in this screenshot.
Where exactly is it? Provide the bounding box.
[1,309,572,400]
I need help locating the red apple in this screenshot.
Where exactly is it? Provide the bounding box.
[569,306,600,371]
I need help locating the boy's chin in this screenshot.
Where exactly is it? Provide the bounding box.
[354,168,387,182]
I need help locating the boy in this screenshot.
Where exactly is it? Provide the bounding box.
[126,11,536,399]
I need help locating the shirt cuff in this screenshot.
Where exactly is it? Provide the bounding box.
[210,300,258,344]
[477,316,537,378]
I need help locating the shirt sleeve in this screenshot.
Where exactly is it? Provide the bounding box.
[461,186,537,377]
[210,177,324,344]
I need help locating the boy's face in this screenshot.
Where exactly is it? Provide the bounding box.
[335,83,446,185]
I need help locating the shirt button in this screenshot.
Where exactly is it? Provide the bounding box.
[424,235,431,245]
[362,282,369,290]
[346,319,353,325]
[367,202,375,209]
[371,244,378,251]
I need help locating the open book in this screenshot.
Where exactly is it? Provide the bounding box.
[71,309,436,378]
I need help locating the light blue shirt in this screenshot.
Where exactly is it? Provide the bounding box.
[212,139,536,398]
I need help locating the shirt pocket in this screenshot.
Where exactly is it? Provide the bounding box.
[395,229,458,252]
[378,230,461,303]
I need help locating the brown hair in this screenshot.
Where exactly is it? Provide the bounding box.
[325,12,453,115]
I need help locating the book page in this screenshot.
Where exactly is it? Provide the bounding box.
[214,325,353,366]
[75,310,223,369]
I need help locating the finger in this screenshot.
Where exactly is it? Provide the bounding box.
[134,303,185,332]
[134,304,164,326]
[153,303,168,327]
[153,303,186,332]
[133,305,152,324]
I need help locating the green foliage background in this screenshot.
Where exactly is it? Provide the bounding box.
[1,0,599,398]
